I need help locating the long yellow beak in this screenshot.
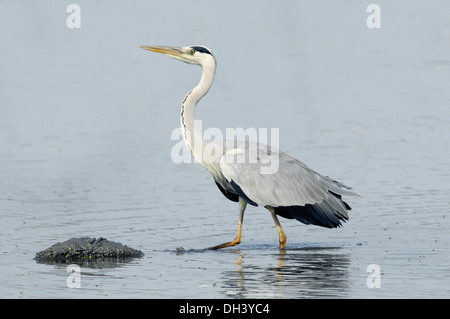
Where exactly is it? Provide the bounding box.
[140,45,182,56]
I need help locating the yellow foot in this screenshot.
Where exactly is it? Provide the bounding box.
[279,234,287,250]
[208,238,241,250]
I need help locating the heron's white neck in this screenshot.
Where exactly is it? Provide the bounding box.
[181,61,216,163]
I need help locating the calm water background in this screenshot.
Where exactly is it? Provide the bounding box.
[1,1,449,298]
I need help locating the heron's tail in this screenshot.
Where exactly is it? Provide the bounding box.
[270,184,355,229]
[272,196,349,229]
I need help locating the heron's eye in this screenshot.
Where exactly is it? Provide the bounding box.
[190,49,195,55]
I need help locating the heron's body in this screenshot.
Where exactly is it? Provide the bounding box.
[141,45,360,249]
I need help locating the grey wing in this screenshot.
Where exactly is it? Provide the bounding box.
[219,145,360,228]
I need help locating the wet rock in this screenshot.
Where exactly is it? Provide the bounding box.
[176,247,185,253]
[35,237,143,267]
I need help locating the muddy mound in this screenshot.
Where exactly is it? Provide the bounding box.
[35,237,143,267]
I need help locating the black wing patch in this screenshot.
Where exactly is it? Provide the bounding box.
[229,180,258,206]
[215,181,239,203]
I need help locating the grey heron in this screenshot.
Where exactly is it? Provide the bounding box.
[140,45,360,250]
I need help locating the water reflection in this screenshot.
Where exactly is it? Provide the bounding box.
[34,256,143,269]
[220,247,350,298]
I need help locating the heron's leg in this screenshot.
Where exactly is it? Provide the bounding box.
[209,197,247,250]
[267,206,287,249]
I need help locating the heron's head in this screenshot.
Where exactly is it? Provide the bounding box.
[140,45,215,67]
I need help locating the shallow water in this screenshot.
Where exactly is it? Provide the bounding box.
[1,1,450,299]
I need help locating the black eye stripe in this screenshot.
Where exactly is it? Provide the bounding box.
[191,46,212,55]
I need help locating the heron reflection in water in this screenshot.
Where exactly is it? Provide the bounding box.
[221,248,351,298]
[140,45,360,249]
